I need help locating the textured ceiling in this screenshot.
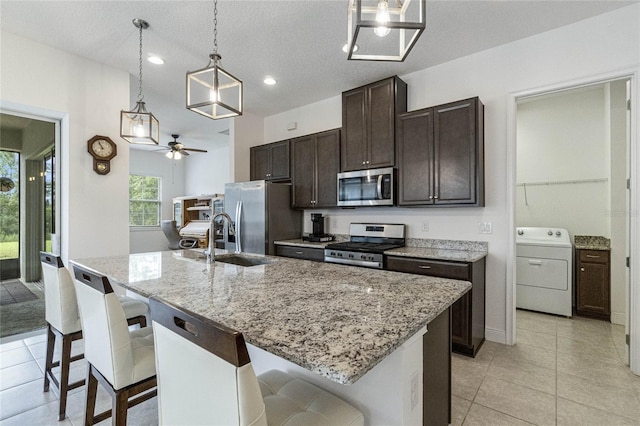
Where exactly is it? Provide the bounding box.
[1,0,635,149]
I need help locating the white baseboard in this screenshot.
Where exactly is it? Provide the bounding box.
[611,312,626,326]
[485,327,507,345]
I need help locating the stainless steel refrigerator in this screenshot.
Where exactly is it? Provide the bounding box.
[223,181,302,255]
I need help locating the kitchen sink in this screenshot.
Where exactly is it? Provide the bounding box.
[215,255,272,267]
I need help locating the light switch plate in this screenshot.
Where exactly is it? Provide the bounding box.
[421,221,429,232]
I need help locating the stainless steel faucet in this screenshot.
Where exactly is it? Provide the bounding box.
[204,212,237,263]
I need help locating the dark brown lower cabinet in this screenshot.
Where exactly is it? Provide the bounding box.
[576,249,610,321]
[386,255,486,357]
[275,245,324,262]
[423,307,451,426]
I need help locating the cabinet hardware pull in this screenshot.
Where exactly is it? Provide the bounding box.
[362,161,366,165]
[295,251,303,255]
[528,260,542,265]
[418,265,431,269]
[580,267,585,271]
[586,254,600,258]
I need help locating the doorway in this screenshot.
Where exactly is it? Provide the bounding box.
[513,78,632,365]
[0,112,57,338]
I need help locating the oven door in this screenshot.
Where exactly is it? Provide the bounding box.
[337,167,394,207]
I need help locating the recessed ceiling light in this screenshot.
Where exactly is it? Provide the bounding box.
[147,55,165,65]
[264,77,277,86]
[342,43,359,53]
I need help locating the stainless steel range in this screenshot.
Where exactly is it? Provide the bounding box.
[324,223,405,269]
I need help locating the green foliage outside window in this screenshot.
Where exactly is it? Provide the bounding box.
[129,175,161,226]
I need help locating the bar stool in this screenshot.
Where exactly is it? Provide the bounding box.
[71,264,157,426]
[150,296,364,426]
[40,252,148,421]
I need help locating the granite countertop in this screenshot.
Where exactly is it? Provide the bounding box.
[385,247,487,262]
[71,250,470,385]
[276,237,489,262]
[574,235,611,251]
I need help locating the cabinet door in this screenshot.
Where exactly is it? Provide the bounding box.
[291,135,315,209]
[397,108,434,205]
[341,87,367,171]
[250,146,270,180]
[451,295,470,346]
[577,259,610,316]
[269,140,290,181]
[433,98,482,205]
[314,129,341,208]
[368,78,396,169]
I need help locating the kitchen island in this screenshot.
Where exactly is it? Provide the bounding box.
[71,250,470,425]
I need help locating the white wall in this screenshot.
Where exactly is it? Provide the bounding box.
[263,5,640,344]
[231,112,264,182]
[1,31,131,263]
[129,149,186,253]
[185,142,231,194]
[516,85,609,236]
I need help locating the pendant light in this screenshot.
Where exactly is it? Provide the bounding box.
[347,0,426,62]
[186,0,243,120]
[120,19,160,145]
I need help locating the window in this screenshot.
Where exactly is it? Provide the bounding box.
[129,175,161,227]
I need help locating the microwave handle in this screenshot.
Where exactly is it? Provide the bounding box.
[377,174,383,199]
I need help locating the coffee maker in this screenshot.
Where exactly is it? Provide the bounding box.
[307,213,334,242]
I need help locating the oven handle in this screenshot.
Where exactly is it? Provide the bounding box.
[376,175,383,200]
[324,256,382,269]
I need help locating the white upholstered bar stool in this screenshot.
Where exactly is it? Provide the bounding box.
[40,252,149,421]
[150,297,365,426]
[71,264,157,426]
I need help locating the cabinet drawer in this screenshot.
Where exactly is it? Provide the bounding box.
[276,245,324,262]
[579,250,609,264]
[386,256,470,280]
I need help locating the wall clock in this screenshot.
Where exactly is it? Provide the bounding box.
[87,135,117,175]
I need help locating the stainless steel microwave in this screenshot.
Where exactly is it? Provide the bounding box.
[337,167,395,207]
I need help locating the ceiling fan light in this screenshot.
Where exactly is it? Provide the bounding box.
[165,151,173,159]
[174,151,182,160]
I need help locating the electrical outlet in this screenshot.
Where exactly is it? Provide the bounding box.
[410,372,419,410]
[479,222,492,234]
[421,220,429,232]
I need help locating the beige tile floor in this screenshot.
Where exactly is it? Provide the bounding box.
[0,309,638,425]
[452,309,640,425]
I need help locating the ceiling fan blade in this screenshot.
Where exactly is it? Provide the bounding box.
[183,148,208,153]
[181,150,191,156]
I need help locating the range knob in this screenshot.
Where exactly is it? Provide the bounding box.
[337,253,343,257]
[330,251,336,256]
[517,229,524,235]
[556,231,562,237]
[548,230,553,236]
[361,254,366,260]
[348,254,354,258]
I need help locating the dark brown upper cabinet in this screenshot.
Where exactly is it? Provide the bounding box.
[250,140,290,181]
[397,97,484,207]
[341,76,407,172]
[291,129,341,209]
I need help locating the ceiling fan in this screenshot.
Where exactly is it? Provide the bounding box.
[159,134,207,159]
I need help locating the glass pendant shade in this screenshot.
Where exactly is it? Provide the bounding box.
[120,101,159,145]
[347,0,426,62]
[187,54,243,120]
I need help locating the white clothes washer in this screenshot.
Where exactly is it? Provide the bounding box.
[516,227,573,317]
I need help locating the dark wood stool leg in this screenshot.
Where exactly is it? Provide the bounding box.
[84,365,98,426]
[43,324,55,392]
[114,390,129,426]
[57,333,73,420]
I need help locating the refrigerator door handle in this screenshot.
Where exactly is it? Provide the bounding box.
[235,201,242,253]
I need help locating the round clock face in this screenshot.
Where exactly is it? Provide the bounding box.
[91,139,114,158]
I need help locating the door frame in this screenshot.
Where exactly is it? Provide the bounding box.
[505,68,640,375]
[1,101,67,261]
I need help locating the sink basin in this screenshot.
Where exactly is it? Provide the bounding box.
[215,255,272,267]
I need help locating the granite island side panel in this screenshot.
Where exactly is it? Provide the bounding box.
[70,250,470,385]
